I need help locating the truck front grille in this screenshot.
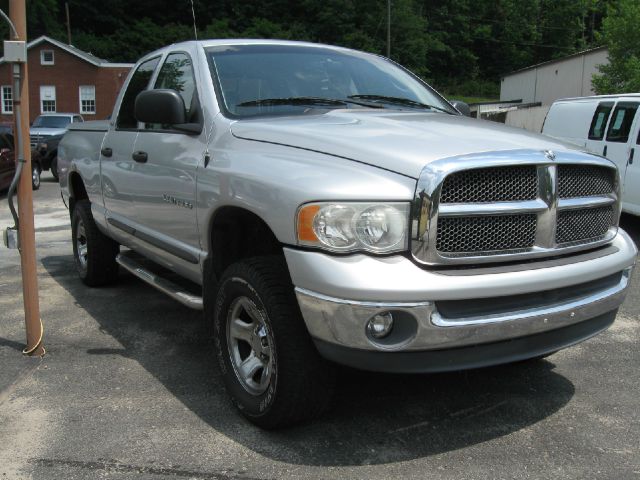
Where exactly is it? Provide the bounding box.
[411,152,620,265]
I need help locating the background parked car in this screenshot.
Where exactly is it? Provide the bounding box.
[30,114,83,182]
[0,132,41,192]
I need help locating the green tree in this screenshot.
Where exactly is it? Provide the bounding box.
[592,0,640,94]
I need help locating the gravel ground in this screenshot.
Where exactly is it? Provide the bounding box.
[1,174,639,480]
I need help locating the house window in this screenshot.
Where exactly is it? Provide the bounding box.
[40,86,56,113]
[79,85,96,114]
[1,86,13,114]
[40,50,54,65]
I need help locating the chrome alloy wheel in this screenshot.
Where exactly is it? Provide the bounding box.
[32,167,40,188]
[227,296,274,396]
[75,219,88,270]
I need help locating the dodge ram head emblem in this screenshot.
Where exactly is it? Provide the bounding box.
[544,150,556,162]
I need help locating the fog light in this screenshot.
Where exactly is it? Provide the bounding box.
[367,312,394,339]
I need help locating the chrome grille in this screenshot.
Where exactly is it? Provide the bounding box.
[558,165,615,198]
[436,214,536,253]
[411,151,620,265]
[440,166,537,203]
[556,206,615,244]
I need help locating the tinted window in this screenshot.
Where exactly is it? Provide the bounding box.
[73,116,83,123]
[606,102,639,143]
[32,116,71,128]
[588,102,613,141]
[116,56,161,129]
[0,133,12,150]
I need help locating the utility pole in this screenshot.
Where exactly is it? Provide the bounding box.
[65,2,71,45]
[10,0,44,356]
[386,0,391,58]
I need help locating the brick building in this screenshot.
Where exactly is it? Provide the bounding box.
[0,35,133,123]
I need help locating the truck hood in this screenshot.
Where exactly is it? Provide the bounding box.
[230,110,578,178]
[30,127,67,137]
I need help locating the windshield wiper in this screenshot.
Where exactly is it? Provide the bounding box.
[347,95,453,114]
[236,96,384,109]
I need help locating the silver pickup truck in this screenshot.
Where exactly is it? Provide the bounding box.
[59,39,637,429]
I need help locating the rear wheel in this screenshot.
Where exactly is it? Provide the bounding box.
[51,156,59,182]
[31,162,41,190]
[211,256,335,429]
[71,199,119,286]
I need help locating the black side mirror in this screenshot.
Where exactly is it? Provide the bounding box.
[450,100,471,117]
[135,89,187,125]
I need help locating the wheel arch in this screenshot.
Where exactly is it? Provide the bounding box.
[206,205,283,280]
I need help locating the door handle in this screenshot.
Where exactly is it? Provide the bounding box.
[132,151,148,163]
[603,145,608,156]
[630,148,635,165]
[101,147,113,157]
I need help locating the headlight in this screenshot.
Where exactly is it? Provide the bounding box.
[297,202,410,253]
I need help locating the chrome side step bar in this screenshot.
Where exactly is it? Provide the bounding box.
[116,254,203,310]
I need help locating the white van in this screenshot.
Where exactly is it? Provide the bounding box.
[543,94,640,215]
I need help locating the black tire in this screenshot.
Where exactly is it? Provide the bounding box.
[51,156,59,182]
[71,199,119,286]
[31,162,41,190]
[210,256,335,429]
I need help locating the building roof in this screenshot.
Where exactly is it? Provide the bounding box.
[0,35,133,67]
[503,46,608,78]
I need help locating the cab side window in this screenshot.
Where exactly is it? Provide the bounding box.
[588,102,613,141]
[606,102,639,143]
[146,52,199,130]
[0,133,12,150]
[116,56,161,129]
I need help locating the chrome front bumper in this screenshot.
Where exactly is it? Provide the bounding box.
[284,229,637,355]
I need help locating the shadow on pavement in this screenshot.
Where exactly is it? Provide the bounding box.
[620,213,639,247]
[42,254,574,467]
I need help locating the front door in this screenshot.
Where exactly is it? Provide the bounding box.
[601,101,639,180]
[101,55,161,236]
[129,51,202,265]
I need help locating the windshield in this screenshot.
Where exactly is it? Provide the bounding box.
[206,44,456,118]
[32,116,71,128]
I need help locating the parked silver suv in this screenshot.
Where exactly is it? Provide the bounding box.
[58,40,637,429]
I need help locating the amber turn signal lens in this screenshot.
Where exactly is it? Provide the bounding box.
[297,204,321,242]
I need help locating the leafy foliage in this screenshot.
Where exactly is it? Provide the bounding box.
[0,0,621,96]
[592,0,640,94]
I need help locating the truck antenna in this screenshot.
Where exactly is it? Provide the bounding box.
[190,0,198,40]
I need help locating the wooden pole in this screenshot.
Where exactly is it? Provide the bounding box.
[10,0,44,356]
[65,2,71,45]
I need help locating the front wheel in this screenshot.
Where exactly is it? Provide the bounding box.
[211,257,335,429]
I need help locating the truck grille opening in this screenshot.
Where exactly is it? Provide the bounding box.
[439,166,538,203]
[557,165,615,198]
[436,214,537,253]
[556,206,615,245]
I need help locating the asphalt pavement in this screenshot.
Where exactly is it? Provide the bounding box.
[0,174,639,479]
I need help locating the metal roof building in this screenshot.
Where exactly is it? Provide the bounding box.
[500,46,609,106]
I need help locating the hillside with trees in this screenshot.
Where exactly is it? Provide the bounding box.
[0,0,622,98]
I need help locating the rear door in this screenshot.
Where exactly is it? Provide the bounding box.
[101,55,160,234]
[129,50,203,265]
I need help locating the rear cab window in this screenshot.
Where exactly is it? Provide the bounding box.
[606,102,639,143]
[588,102,614,141]
[116,56,161,129]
